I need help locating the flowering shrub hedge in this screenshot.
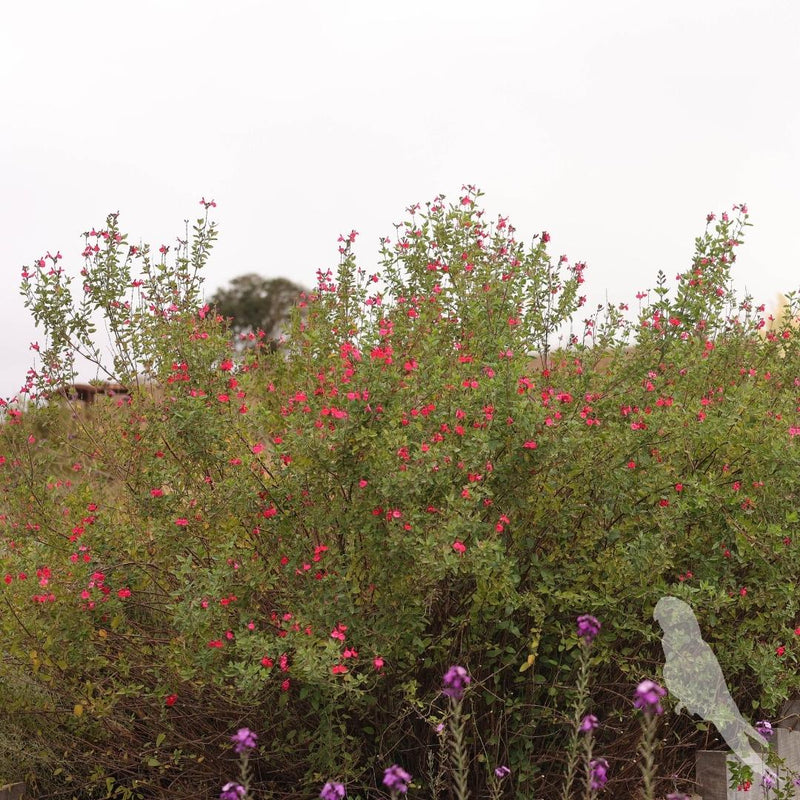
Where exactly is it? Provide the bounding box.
[3,189,800,797]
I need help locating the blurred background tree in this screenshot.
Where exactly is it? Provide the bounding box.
[209,274,306,350]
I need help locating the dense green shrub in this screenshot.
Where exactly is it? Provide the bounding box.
[2,191,800,798]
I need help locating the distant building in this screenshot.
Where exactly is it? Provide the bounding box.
[55,381,131,404]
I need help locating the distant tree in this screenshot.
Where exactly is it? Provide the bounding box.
[209,274,306,349]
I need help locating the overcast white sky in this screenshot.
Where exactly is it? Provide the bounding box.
[2,0,799,400]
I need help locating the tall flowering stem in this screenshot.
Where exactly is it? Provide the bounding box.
[447,697,470,800]
[489,766,511,800]
[638,713,659,800]
[427,721,448,800]
[221,728,258,799]
[634,681,666,800]
[562,616,600,800]
[580,715,599,800]
[443,666,471,800]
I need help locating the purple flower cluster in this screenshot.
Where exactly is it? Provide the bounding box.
[590,757,609,790]
[319,781,346,800]
[220,783,246,800]
[230,727,258,754]
[494,765,511,779]
[577,614,601,644]
[383,764,412,794]
[756,719,774,739]
[442,665,471,700]
[580,714,599,732]
[634,680,666,715]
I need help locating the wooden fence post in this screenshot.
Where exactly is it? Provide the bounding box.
[695,750,732,800]
[696,729,800,799]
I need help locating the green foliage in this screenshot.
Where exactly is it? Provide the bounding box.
[2,191,799,798]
